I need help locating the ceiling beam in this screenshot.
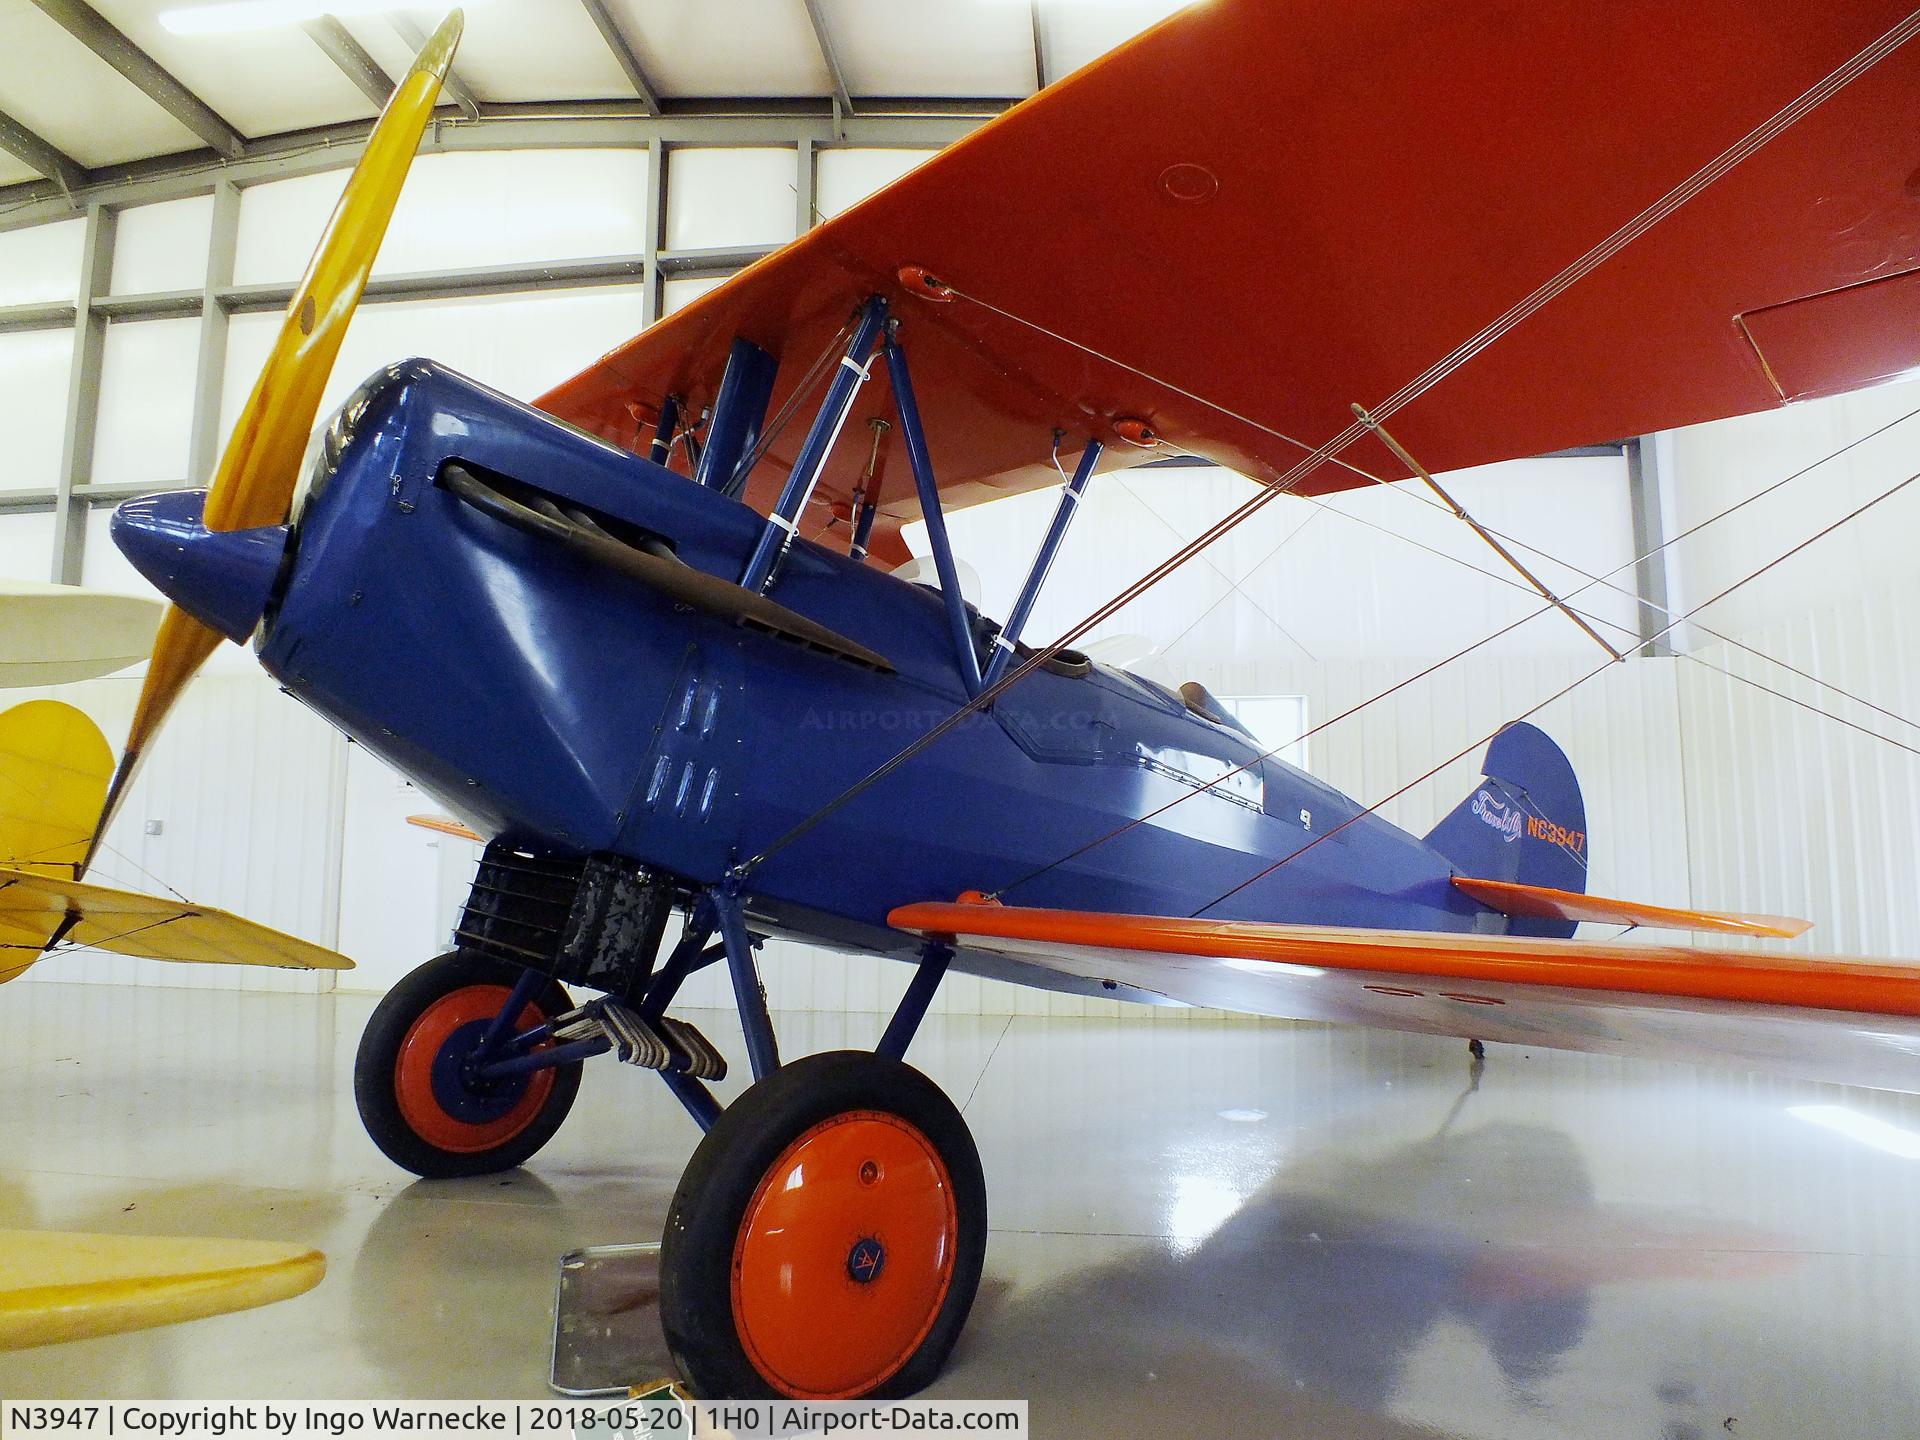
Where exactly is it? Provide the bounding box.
[801,0,854,121]
[0,108,86,195]
[577,0,662,117]
[0,103,1012,228]
[302,15,394,109]
[389,13,481,122]
[28,0,245,160]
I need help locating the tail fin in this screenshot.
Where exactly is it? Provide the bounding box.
[1426,722,1587,938]
[0,700,113,878]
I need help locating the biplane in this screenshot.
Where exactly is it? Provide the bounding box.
[18,0,1920,1399]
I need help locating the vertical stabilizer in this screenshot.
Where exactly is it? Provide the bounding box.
[1425,722,1588,938]
[0,701,112,878]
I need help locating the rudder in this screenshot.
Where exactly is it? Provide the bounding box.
[0,699,113,878]
[1425,721,1588,938]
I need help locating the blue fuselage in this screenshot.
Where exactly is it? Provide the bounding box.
[256,362,1491,977]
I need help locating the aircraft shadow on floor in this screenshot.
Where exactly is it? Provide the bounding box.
[954,1091,1794,1433]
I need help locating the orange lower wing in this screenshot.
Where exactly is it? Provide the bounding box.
[891,900,1920,1093]
[1451,876,1812,939]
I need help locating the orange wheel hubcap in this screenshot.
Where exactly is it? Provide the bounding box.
[732,1111,957,1397]
[394,983,553,1153]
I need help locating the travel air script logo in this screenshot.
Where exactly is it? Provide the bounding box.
[1472,789,1585,854]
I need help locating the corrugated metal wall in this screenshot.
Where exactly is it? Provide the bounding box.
[1676,577,1920,960]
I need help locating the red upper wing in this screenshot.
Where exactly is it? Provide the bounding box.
[539,0,1920,564]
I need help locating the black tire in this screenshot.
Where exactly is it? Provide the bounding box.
[354,949,582,1179]
[661,1050,986,1400]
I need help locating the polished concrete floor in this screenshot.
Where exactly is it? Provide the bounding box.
[4,979,1919,1435]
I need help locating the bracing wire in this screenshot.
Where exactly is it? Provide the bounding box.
[738,13,1920,876]
[1306,488,1920,753]
[728,315,858,487]
[1194,660,1616,915]
[1114,473,1319,662]
[989,597,1565,899]
[1369,481,1920,739]
[1025,401,1920,888]
[1286,473,1920,753]
[1364,450,1920,737]
[1189,465,1920,914]
[1002,454,1920,900]
[38,913,192,960]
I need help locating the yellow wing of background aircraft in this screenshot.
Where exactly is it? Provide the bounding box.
[0,585,348,1348]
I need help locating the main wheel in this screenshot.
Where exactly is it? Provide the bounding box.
[355,949,582,1179]
[660,1051,986,1399]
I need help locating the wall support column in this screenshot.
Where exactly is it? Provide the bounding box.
[643,136,665,327]
[186,178,240,487]
[1626,433,1675,658]
[52,202,113,583]
[795,135,816,233]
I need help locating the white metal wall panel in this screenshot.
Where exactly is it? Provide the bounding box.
[1676,578,1920,960]
[107,195,214,297]
[0,328,75,494]
[93,316,199,487]
[1663,375,1920,963]
[232,151,653,286]
[0,511,55,581]
[0,216,83,304]
[663,148,800,251]
[1667,375,1920,638]
[815,148,937,220]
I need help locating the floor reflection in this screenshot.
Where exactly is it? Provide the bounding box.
[956,1065,1797,1436]
[346,1173,579,1390]
[8,987,1918,1430]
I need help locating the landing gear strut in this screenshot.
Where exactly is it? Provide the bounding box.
[354,868,979,1400]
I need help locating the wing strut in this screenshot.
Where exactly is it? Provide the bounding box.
[847,426,886,562]
[1352,404,1625,661]
[740,297,888,593]
[882,331,986,697]
[982,436,1104,687]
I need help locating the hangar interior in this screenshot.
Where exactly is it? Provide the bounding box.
[3,1,1919,1432]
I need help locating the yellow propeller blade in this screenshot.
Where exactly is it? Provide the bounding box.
[207,9,462,534]
[84,11,464,874]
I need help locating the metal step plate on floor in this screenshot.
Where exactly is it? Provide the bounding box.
[549,1242,678,1397]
